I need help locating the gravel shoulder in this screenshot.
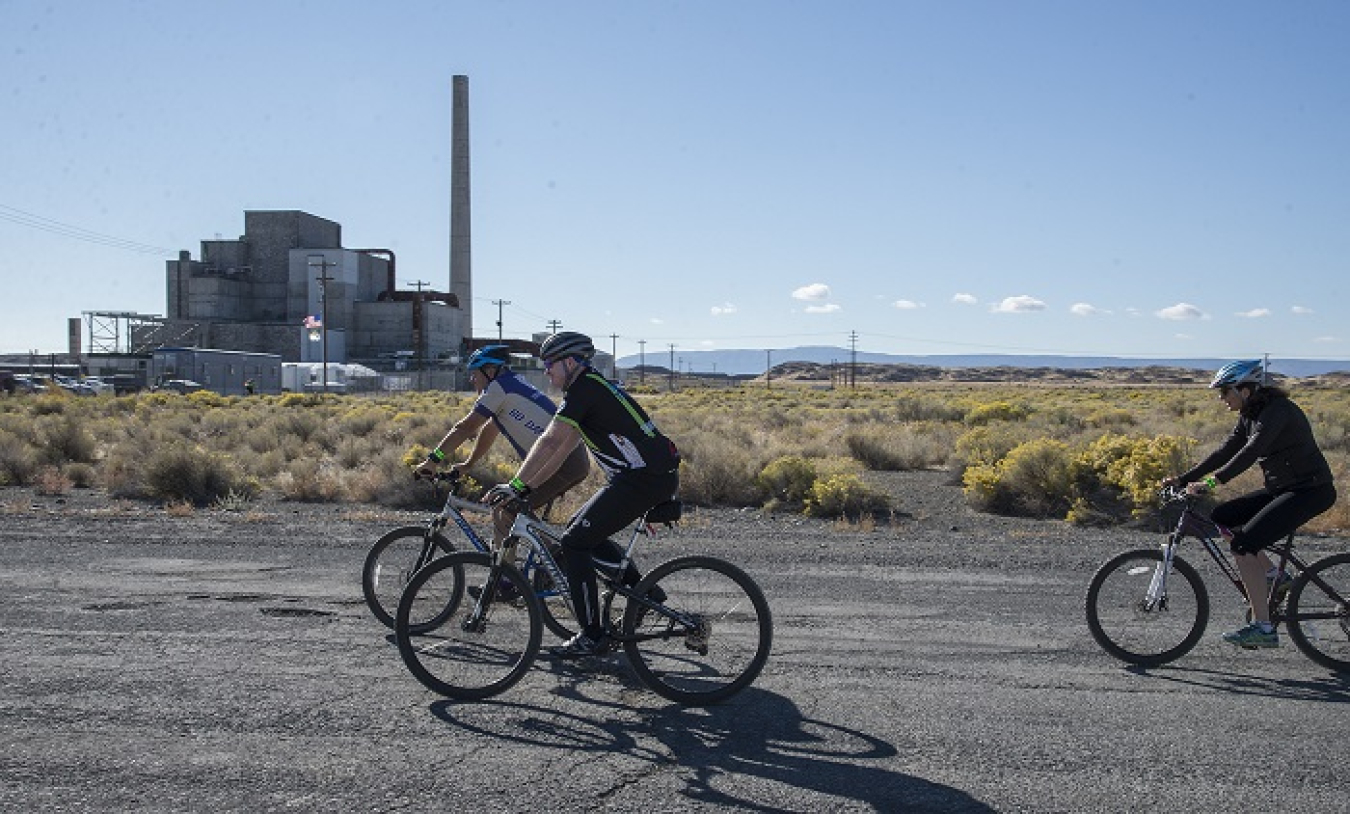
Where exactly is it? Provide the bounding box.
[2,473,1347,813]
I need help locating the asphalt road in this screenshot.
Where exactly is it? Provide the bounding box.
[2,484,1347,813]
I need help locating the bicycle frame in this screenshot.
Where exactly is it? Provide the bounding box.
[488,505,686,643]
[1156,486,1305,617]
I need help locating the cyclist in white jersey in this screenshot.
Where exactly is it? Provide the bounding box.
[417,345,590,548]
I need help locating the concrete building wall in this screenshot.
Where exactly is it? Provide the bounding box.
[161,210,466,372]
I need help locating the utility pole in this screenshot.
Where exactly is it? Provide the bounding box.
[668,344,676,391]
[765,349,772,390]
[308,255,338,395]
[492,299,511,341]
[638,339,646,385]
[546,319,563,334]
[848,330,859,389]
[609,333,619,380]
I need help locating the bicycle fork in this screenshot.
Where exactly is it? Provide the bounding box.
[1145,538,1179,611]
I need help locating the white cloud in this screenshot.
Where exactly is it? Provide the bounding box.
[805,303,842,314]
[991,295,1047,313]
[892,299,922,310]
[791,283,831,302]
[1156,303,1206,321]
[1313,335,1342,344]
[952,293,978,305]
[710,302,737,316]
[1070,302,1107,316]
[649,317,664,325]
[1292,306,1315,315]
[1236,308,1271,318]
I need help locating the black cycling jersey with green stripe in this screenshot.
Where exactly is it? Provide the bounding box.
[555,369,679,476]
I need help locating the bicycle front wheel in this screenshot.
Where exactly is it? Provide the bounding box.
[395,552,542,701]
[362,526,456,629]
[623,555,772,705]
[1085,549,1209,667]
[1285,552,1350,673]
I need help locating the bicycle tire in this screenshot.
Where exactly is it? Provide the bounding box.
[1085,548,1209,667]
[395,551,542,701]
[622,555,772,705]
[531,566,577,641]
[1284,551,1350,673]
[362,526,456,629]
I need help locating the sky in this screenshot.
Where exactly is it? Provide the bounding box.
[4,0,1349,364]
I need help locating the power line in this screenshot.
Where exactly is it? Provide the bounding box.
[0,203,178,256]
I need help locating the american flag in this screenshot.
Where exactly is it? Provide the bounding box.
[303,315,322,329]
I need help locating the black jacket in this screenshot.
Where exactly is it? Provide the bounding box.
[1181,394,1334,492]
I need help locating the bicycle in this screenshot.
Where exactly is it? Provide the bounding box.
[1085,485,1350,672]
[361,471,577,640]
[393,497,774,705]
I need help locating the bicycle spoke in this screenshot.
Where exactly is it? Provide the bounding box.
[1286,552,1350,673]
[624,556,772,705]
[1086,549,1208,666]
[396,552,542,700]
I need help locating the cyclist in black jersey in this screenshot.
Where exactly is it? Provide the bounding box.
[485,331,680,658]
[1163,360,1337,649]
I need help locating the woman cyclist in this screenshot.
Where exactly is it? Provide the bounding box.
[1164,360,1337,649]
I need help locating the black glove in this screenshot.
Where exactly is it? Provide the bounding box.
[484,481,530,509]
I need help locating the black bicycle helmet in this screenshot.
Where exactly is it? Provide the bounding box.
[467,345,511,371]
[1209,360,1264,389]
[538,331,595,363]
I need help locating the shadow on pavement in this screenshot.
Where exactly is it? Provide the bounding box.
[431,685,995,812]
[1123,664,1350,701]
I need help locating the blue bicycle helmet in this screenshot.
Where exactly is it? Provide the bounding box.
[1209,360,1264,389]
[467,345,511,371]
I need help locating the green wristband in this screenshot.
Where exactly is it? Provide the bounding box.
[428,448,445,463]
[509,476,530,494]
[1205,475,1218,489]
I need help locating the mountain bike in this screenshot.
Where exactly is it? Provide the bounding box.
[393,497,774,705]
[1085,485,1350,672]
[361,471,576,639]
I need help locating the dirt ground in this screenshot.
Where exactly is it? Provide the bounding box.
[3,471,1348,812]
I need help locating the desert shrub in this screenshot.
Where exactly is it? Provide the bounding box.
[677,435,764,507]
[953,424,1031,470]
[186,390,229,409]
[275,460,347,502]
[0,429,37,485]
[36,414,97,464]
[963,438,1075,518]
[965,401,1030,426]
[33,466,74,496]
[63,461,98,488]
[140,444,254,505]
[804,472,890,519]
[756,455,816,509]
[891,393,965,423]
[1075,433,1195,515]
[846,430,905,471]
[845,425,953,471]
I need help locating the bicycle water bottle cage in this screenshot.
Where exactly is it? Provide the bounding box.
[645,500,683,525]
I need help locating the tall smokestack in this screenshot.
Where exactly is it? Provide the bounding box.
[450,75,472,341]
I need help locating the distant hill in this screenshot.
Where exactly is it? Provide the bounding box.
[616,346,1350,379]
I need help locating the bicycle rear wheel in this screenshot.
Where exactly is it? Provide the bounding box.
[1085,549,1209,667]
[1285,552,1350,673]
[622,555,772,705]
[362,526,456,629]
[395,552,542,700]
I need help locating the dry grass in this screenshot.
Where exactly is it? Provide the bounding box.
[1,383,1347,528]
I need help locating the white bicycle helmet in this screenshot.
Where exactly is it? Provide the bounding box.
[1209,360,1265,389]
